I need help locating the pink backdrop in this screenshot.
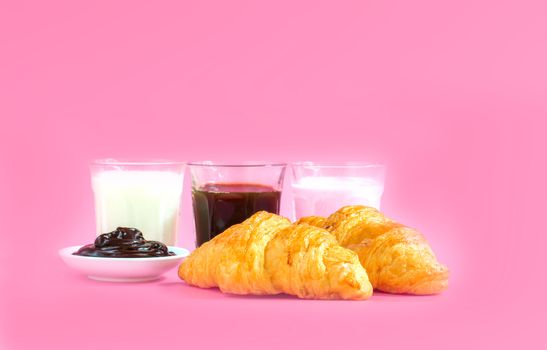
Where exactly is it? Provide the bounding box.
[1,0,545,349]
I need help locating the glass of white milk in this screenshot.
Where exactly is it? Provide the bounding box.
[291,162,385,219]
[90,159,185,245]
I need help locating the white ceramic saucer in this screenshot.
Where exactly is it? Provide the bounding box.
[59,245,190,282]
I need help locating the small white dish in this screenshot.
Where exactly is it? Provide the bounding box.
[59,245,190,282]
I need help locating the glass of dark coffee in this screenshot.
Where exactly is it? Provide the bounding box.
[188,162,287,247]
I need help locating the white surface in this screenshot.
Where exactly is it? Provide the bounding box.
[58,245,189,282]
[291,176,384,218]
[92,170,184,245]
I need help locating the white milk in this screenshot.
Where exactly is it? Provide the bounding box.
[92,171,184,245]
[292,176,384,219]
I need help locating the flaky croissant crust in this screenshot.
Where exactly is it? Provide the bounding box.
[297,205,449,295]
[179,211,373,300]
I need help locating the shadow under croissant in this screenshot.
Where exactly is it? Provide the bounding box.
[158,281,302,301]
[371,291,442,303]
[162,281,441,301]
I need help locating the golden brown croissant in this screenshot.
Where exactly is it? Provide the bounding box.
[179,211,373,300]
[294,215,328,228]
[296,205,449,295]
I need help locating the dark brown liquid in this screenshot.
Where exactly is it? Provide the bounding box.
[192,183,282,246]
[73,227,174,258]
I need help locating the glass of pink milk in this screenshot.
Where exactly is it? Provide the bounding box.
[291,162,385,219]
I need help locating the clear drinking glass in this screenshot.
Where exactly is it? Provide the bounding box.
[291,162,385,219]
[90,159,185,245]
[188,161,287,246]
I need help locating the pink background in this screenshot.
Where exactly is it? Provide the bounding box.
[1,0,546,349]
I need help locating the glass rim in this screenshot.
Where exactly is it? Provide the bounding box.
[187,161,287,168]
[291,161,384,168]
[91,158,185,166]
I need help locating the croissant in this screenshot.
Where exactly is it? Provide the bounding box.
[179,211,373,300]
[296,205,449,295]
[294,215,328,228]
